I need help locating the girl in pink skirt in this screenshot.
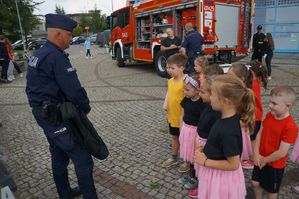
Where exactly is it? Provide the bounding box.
[291,136,299,194]
[188,76,221,198]
[194,75,256,199]
[178,74,207,190]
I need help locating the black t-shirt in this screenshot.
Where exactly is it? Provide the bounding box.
[203,114,242,160]
[181,97,207,126]
[197,105,221,139]
[161,36,181,57]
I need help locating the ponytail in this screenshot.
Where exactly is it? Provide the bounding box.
[238,87,256,132]
[230,63,253,89]
[212,75,256,132]
[247,60,268,90]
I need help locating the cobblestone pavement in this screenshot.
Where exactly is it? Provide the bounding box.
[0,45,299,199]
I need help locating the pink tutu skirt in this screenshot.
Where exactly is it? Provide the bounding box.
[291,137,299,164]
[179,122,197,163]
[194,135,207,177]
[241,128,252,161]
[197,165,246,199]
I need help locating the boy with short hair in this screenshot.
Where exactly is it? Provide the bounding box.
[252,85,298,199]
[162,54,186,170]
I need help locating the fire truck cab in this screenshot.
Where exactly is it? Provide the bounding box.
[110,0,251,77]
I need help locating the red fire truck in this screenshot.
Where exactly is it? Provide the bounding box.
[110,0,252,77]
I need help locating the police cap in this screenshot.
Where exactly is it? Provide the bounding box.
[45,13,77,32]
[257,25,262,30]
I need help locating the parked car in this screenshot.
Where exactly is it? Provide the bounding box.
[13,39,34,50]
[90,34,97,44]
[71,36,85,44]
[27,39,47,50]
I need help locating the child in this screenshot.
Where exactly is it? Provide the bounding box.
[252,85,298,199]
[228,62,268,169]
[291,136,299,194]
[188,76,221,198]
[194,75,255,199]
[203,64,224,76]
[178,74,207,189]
[194,56,209,81]
[162,53,187,169]
[84,37,92,58]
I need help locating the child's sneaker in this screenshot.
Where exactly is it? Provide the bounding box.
[188,188,198,198]
[178,162,190,173]
[184,178,198,189]
[162,158,178,168]
[178,174,190,185]
[293,186,299,194]
[241,160,254,169]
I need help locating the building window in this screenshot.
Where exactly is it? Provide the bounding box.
[278,0,299,6]
[255,0,275,7]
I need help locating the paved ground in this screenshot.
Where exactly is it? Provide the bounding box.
[0,45,299,199]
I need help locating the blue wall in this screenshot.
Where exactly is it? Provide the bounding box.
[254,0,299,53]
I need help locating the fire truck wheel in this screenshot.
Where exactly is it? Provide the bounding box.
[116,47,125,67]
[154,51,168,77]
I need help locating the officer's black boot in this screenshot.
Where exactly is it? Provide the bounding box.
[63,187,82,199]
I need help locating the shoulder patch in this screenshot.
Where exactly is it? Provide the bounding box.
[28,56,39,68]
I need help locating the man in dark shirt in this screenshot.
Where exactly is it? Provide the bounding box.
[252,25,266,62]
[161,28,181,59]
[0,35,10,82]
[180,23,204,74]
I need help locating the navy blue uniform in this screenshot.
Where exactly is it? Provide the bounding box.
[182,30,204,74]
[26,41,98,199]
[251,32,266,62]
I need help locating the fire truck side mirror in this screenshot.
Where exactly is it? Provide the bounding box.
[106,16,111,29]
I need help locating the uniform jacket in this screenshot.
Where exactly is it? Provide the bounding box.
[60,102,109,160]
[182,30,204,57]
[26,41,90,113]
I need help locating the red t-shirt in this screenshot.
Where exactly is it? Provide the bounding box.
[253,79,263,121]
[260,112,298,168]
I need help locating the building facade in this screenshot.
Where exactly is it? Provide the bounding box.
[254,0,299,53]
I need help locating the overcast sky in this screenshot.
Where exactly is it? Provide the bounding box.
[34,0,127,16]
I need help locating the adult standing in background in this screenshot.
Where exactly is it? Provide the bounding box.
[26,14,98,199]
[161,28,181,59]
[0,35,10,83]
[251,25,266,62]
[264,33,275,80]
[180,22,204,74]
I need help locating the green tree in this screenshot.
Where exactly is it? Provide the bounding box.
[73,24,83,36]
[55,4,65,15]
[90,6,107,33]
[80,14,92,29]
[0,0,42,39]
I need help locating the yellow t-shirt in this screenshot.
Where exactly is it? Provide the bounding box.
[167,77,185,128]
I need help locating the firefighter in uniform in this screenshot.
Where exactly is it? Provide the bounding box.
[25,14,98,199]
[180,22,204,74]
[252,25,266,62]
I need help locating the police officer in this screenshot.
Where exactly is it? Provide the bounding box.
[180,22,204,74]
[26,14,98,199]
[252,25,266,62]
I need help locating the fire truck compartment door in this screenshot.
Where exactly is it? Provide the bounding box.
[215,3,240,48]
